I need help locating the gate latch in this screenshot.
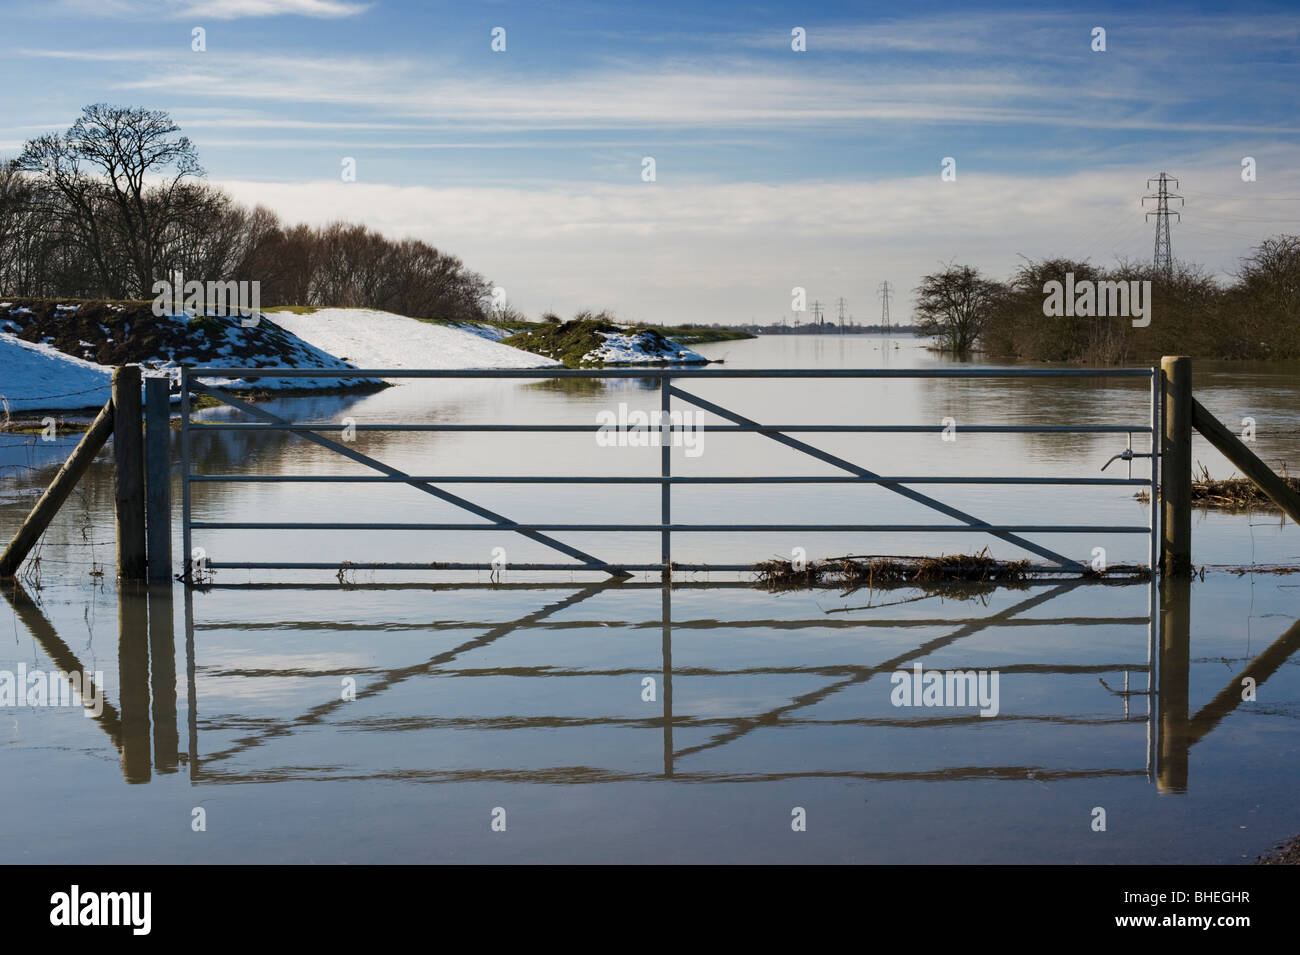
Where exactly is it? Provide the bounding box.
[1100,433,1151,479]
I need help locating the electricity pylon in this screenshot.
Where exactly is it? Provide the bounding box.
[1142,173,1182,278]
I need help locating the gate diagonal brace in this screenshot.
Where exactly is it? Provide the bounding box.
[668,385,1084,571]
[189,384,627,578]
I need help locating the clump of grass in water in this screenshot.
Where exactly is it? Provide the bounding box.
[753,549,1033,592]
[1135,461,1300,511]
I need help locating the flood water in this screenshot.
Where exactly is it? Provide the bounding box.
[2,334,1298,863]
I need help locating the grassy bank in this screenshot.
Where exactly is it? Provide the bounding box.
[501,317,710,367]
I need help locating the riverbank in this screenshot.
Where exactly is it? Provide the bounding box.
[0,300,750,412]
[501,317,711,367]
[1,298,384,411]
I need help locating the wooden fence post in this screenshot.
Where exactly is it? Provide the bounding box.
[145,376,172,583]
[1160,356,1192,575]
[1191,399,1300,524]
[113,366,147,581]
[0,399,115,578]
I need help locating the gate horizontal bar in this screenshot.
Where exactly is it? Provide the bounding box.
[203,561,1147,576]
[191,521,1151,533]
[187,422,1152,434]
[188,474,1150,486]
[189,367,1156,379]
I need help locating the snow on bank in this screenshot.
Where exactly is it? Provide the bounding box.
[265,309,559,375]
[2,301,380,400]
[453,321,516,343]
[0,306,556,414]
[150,313,380,392]
[0,334,112,412]
[586,330,706,364]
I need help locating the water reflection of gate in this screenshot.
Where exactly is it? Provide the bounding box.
[179,366,1160,580]
[5,578,1295,789]
[183,580,1163,787]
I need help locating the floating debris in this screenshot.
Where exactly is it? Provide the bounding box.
[752,548,1155,592]
[753,549,1034,592]
[1136,463,1299,512]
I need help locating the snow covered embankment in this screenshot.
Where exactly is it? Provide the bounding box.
[264,309,560,377]
[1,300,381,401]
[0,334,112,412]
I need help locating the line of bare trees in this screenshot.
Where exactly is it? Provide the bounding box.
[0,104,501,321]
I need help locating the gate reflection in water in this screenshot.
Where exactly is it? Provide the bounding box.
[6,577,1288,791]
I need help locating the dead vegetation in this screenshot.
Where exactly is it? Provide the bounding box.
[1136,462,1299,511]
[753,550,1035,593]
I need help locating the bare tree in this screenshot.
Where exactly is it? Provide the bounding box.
[914,264,1001,354]
[4,104,498,320]
[17,104,202,297]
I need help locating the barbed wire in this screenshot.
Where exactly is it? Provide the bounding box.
[0,384,111,403]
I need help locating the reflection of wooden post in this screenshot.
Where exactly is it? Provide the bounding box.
[1160,357,1192,575]
[148,585,179,773]
[145,377,172,583]
[0,399,113,578]
[118,583,152,784]
[113,367,147,580]
[1187,618,1300,745]
[0,581,122,741]
[1157,577,1191,793]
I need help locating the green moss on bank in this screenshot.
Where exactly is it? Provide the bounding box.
[502,318,706,367]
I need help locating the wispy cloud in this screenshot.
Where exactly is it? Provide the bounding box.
[23,48,1296,138]
[12,3,1300,325]
[55,0,370,18]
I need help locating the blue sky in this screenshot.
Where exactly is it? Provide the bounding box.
[4,0,1299,323]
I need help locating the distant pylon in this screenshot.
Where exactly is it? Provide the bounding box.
[836,297,847,332]
[877,281,893,332]
[1142,172,1182,278]
[810,300,824,327]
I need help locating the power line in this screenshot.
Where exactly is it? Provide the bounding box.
[1180,188,1300,202]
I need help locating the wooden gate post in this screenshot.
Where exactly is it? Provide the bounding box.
[145,376,172,583]
[1160,356,1192,575]
[113,366,147,580]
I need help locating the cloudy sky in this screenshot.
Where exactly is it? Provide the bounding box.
[5,0,1299,324]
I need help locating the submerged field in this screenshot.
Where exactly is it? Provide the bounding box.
[1,333,1297,863]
